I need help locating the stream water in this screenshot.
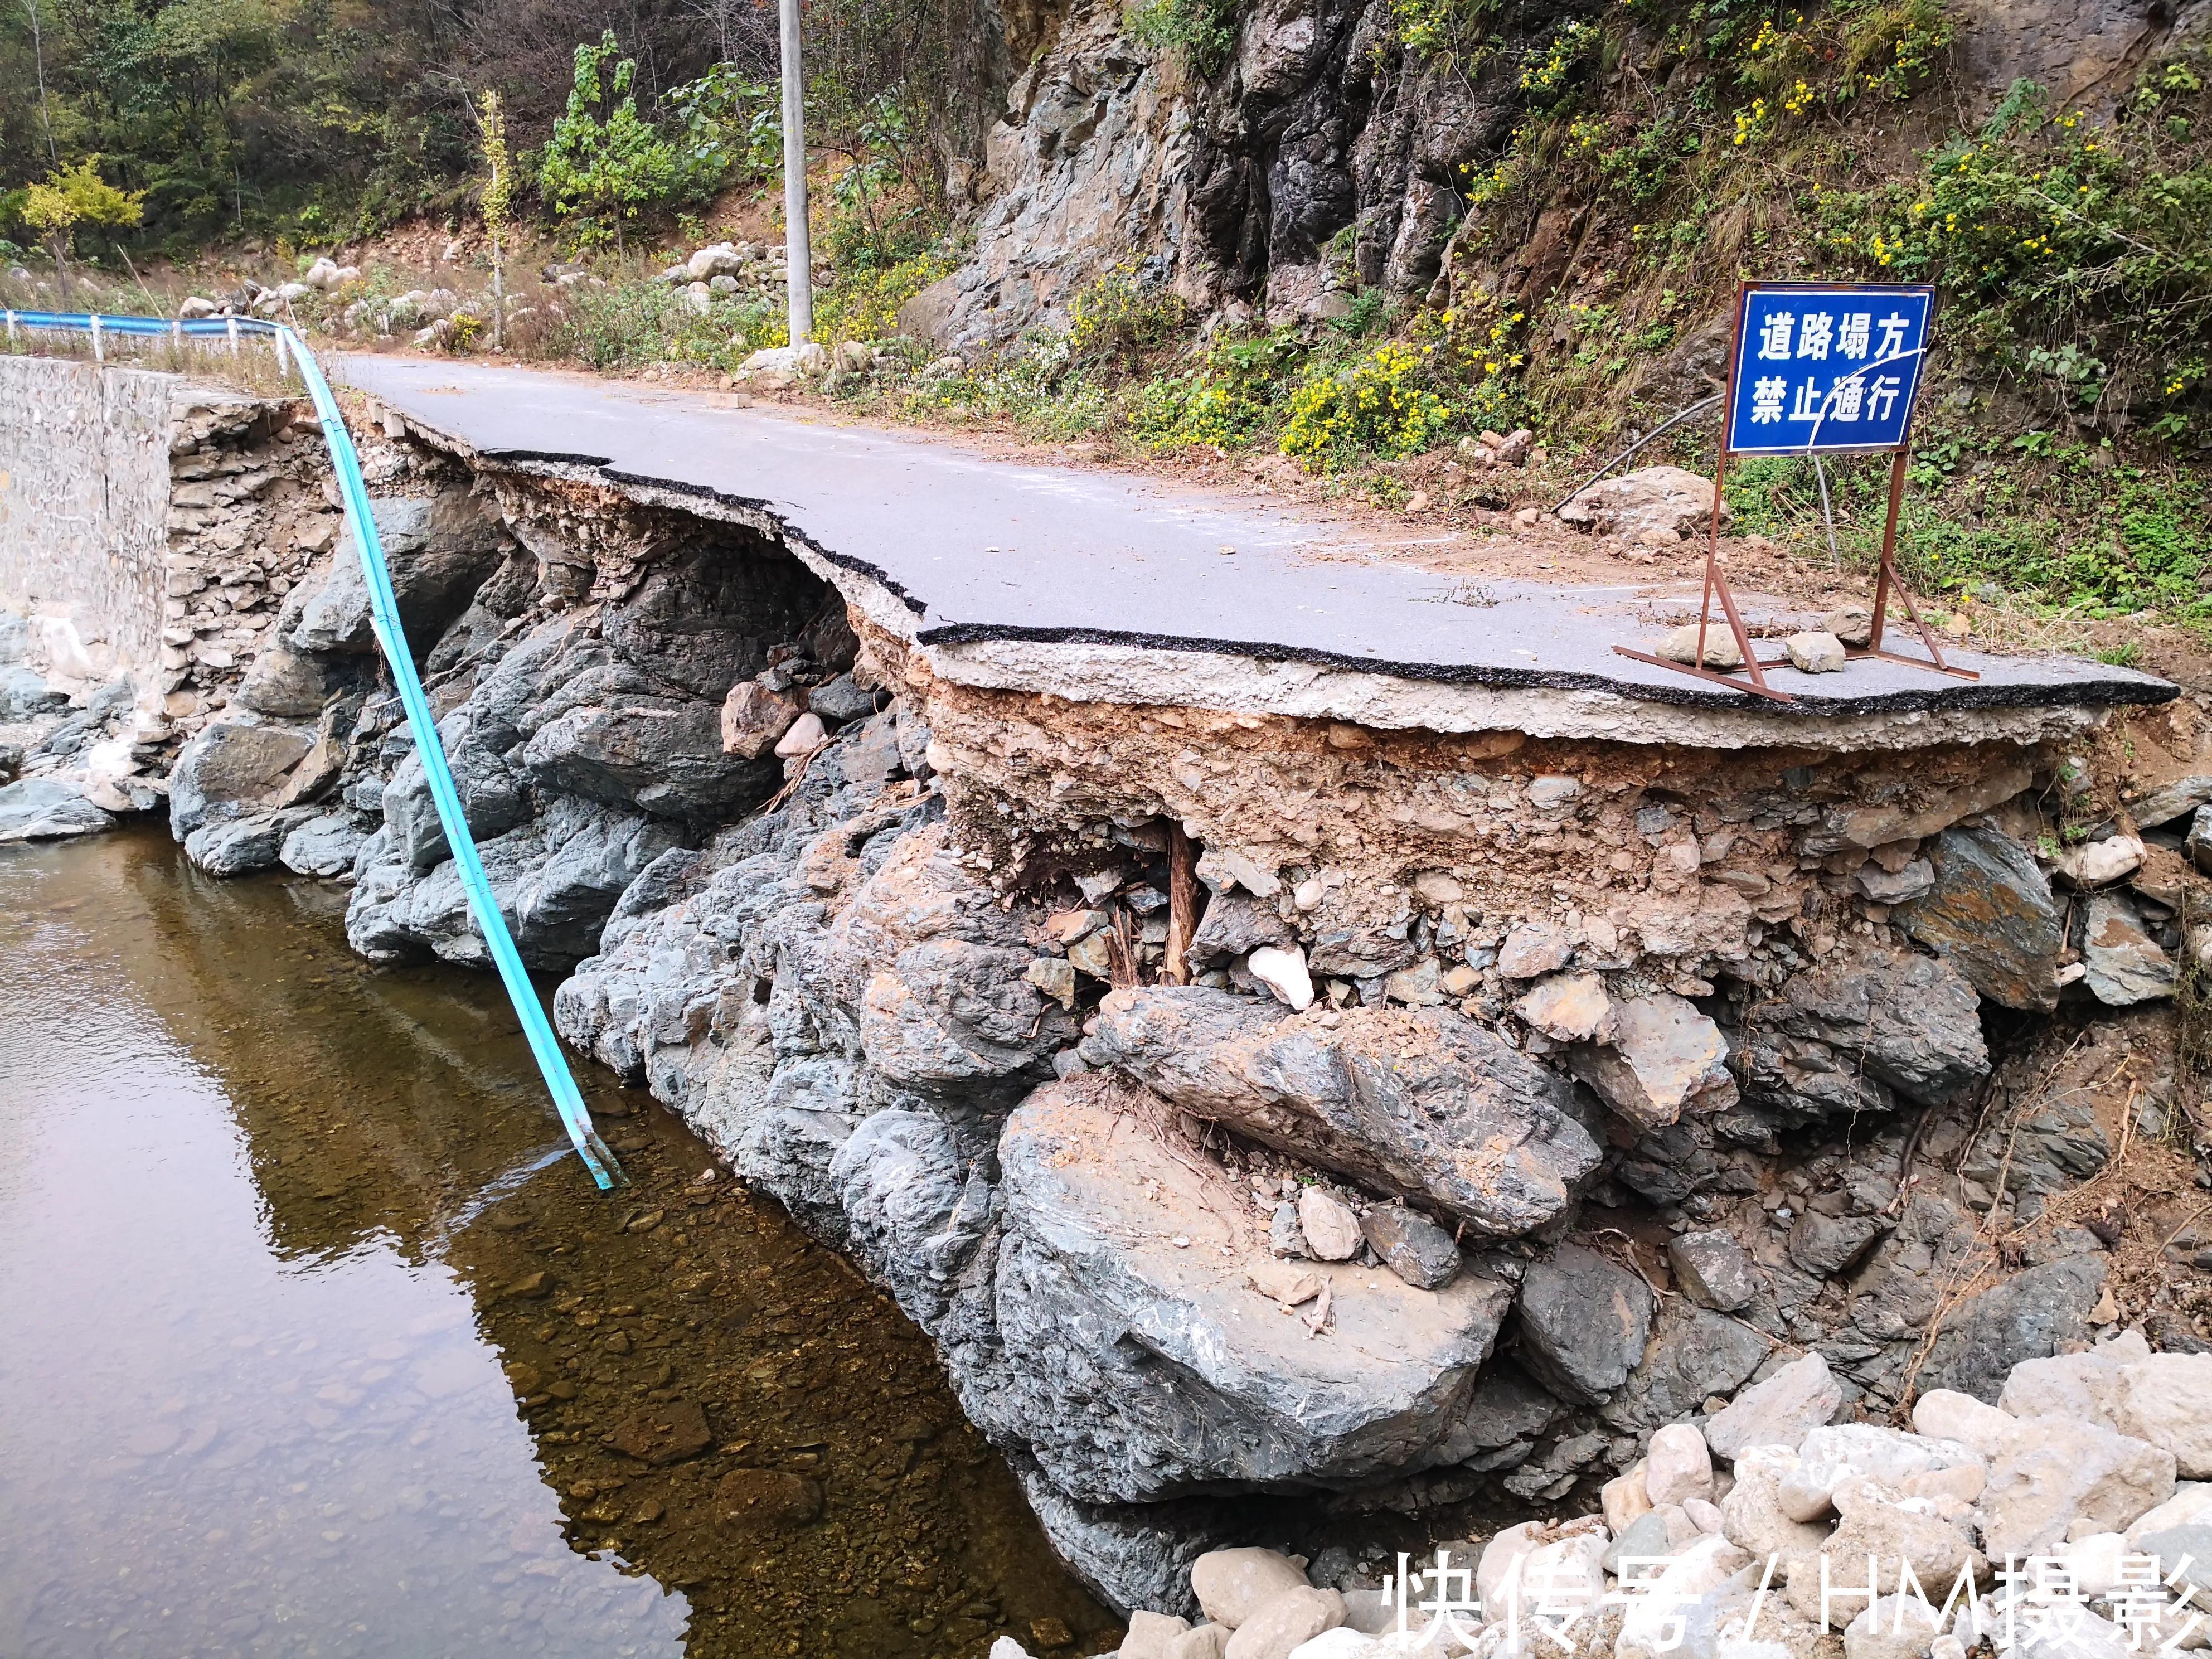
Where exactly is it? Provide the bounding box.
[0,827,1116,1659]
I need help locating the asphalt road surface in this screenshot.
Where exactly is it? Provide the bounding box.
[335,355,2174,720]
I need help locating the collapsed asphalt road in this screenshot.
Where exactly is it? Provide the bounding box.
[334,355,2174,739]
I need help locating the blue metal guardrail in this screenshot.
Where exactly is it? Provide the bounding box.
[5,308,625,1190]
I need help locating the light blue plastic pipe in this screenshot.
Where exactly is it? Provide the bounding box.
[5,308,624,1189]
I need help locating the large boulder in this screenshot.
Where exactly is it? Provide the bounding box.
[282,490,510,656]
[1902,827,2065,1011]
[1732,941,1988,1123]
[2117,1355,2212,1480]
[1081,987,1602,1238]
[978,1080,1516,1504]
[168,719,314,837]
[1599,1301,1769,1435]
[0,662,66,720]
[1558,465,1728,540]
[1704,1352,1845,1459]
[1980,1415,2176,1559]
[346,795,684,968]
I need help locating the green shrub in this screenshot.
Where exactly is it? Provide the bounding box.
[1069,263,1191,366]
[540,278,784,371]
[536,32,683,253]
[1279,341,1457,467]
[816,248,955,344]
[1124,0,1240,76]
[1128,330,1307,449]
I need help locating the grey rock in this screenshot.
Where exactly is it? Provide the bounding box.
[1081,987,1602,1238]
[1604,1510,1672,1575]
[522,689,777,822]
[1304,923,1417,979]
[1668,1230,1757,1312]
[1514,1243,1655,1404]
[0,612,29,663]
[1270,1201,1308,1258]
[1788,1213,1887,1278]
[2131,777,2212,830]
[806,673,877,725]
[2082,891,2175,1005]
[983,1080,1516,1503]
[1569,992,1736,1130]
[830,1110,992,1326]
[1783,630,1847,674]
[1600,1301,1769,1434]
[280,813,370,877]
[167,720,314,837]
[0,776,114,842]
[235,641,361,719]
[1009,1461,1240,1621]
[1903,827,2065,1011]
[1361,1205,1461,1289]
[1854,858,1934,905]
[184,811,303,877]
[0,663,64,720]
[347,795,684,969]
[2136,1526,2212,1598]
[284,491,509,655]
[1962,1095,2108,1204]
[1187,893,1296,967]
[381,717,527,869]
[1733,940,1987,1124]
[1298,1187,1363,1260]
[2190,806,2212,876]
[1919,1254,2107,1402]
[1498,920,1575,978]
[1704,1352,1844,1458]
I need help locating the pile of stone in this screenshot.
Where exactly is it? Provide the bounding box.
[658,240,813,317]
[998,1335,2212,1659]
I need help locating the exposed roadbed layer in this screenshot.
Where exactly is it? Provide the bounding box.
[335,356,2175,738]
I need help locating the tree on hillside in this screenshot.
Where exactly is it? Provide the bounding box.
[535,30,677,253]
[21,157,144,300]
[474,88,513,349]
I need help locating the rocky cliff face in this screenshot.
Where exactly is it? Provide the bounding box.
[911,0,2211,350]
[40,413,2197,1618]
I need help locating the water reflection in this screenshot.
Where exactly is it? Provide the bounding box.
[0,829,1114,1658]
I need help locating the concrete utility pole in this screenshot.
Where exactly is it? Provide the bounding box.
[779,0,813,345]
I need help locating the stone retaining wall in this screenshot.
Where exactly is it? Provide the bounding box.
[0,353,329,728]
[0,355,174,688]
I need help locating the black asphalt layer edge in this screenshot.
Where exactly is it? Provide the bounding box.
[391,418,2177,722]
[912,619,2178,717]
[465,436,930,616]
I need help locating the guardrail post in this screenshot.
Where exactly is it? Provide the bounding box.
[226,316,239,357]
[89,314,103,362]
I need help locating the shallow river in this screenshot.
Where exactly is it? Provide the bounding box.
[0,828,1115,1658]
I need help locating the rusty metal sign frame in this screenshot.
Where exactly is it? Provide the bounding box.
[1609,279,1978,701]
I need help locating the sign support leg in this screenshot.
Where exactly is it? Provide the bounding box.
[1613,405,1797,704]
[1849,450,1979,681]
